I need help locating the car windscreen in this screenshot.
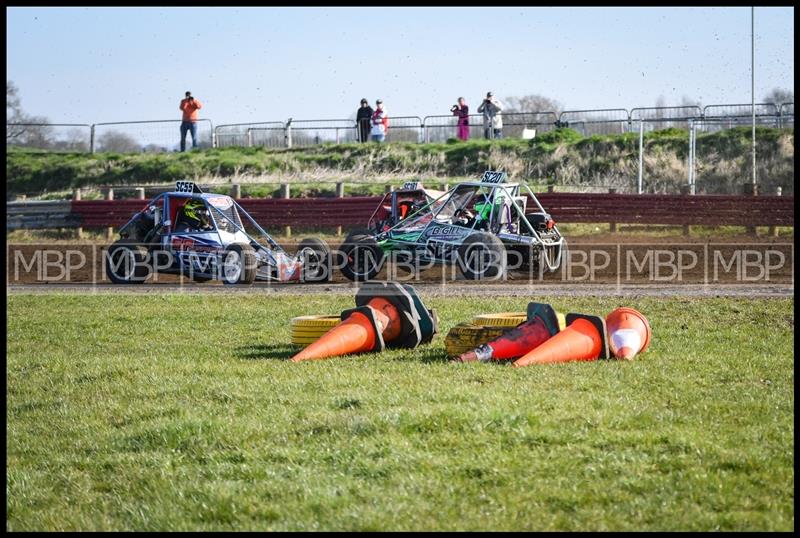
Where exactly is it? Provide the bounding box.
[207,196,242,233]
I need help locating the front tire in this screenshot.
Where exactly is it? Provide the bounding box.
[457,232,507,280]
[339,234,386,282]
[220,243,257,285]
[105,239,150,284]
[297,237,332,283]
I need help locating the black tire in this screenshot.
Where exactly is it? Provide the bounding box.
[220,243,257,285]
[105,239,150,284]
[457,232,507,280]
[339,234,385,282]
[297,237,332,283]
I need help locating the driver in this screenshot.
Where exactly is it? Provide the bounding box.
[177,199,213,232]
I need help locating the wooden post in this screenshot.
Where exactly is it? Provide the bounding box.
[135,187,146,200]
[231,183,241,199]
[547,185,555,193]
[679,184,691,235]
[105,188,114,241]
[440,182,448,192]
[385,184,394,194]
[743,182,758,236]
[769,186,781,237]
[608,188,617,232]
[281,183,291,237]
[335,182,345,236]
[73,189,83,239]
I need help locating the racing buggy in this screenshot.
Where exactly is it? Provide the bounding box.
[105,181,332,285]
[362,181,447,235]
[338,171,566,281]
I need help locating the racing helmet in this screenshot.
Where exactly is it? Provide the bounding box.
[183,199,211,227]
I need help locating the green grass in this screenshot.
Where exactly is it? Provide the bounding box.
[6,294,794,531]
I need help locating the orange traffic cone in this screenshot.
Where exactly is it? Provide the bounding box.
[605,307,651,360]
[290,282,437,362]
[456,302,560,363]
[513,313,609,367]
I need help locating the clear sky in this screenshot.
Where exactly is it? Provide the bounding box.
[6,6,795,125]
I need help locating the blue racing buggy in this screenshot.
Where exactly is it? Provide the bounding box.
[105,181,332,285]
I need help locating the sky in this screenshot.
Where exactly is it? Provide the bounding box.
[6,6,795,125]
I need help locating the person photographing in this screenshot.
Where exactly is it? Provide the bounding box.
[477,91,503,140]
[179,91,203,151]
[451,97,469,141]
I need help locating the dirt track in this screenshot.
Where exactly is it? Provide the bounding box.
[7,235,793,296]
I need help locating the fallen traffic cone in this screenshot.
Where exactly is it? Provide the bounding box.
[290,282,437,362]
[513,313,609,367]
[456,302,561,363]
[605,307,652,360]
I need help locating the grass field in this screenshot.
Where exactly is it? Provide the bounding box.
[6,293,794,531]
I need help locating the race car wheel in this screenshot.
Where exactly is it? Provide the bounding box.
[221,243,257,285]
[339,234,385,282]
[457,232,507,280]
[105,239,150,284]
[297,238,333,283]
[344,228,374,241]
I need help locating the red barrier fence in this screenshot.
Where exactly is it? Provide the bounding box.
[64,193,794,229]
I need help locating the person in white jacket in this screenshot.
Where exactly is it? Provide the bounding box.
[477,91,503,139]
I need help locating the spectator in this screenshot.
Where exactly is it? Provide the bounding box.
[477,91,503,139]
[370,99,389,143]
[356,98,373,143]
[179,90,203,151]
[451,97,470,141]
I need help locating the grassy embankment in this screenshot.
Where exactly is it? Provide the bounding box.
[7,127,794,198]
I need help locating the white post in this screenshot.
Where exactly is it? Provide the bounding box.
[687,121,694,195]
[637,120,644,194]
[751,6,757,188]
[691,122,697,195]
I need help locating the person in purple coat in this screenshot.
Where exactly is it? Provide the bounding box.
[451,97,470,141]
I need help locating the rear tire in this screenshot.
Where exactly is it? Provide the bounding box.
[221,243,257,285]
[105,239,150,284]
[339,234,385,282]
[297,237,332,283]
[457,232,506,280]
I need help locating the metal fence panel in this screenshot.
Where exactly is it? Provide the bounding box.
[287,119,358,147]
[558,108,630,135]
[6,123,92,152]
[779,102,793,128]
[630,106,702,131]
[215,121,285,148]
[92,119,214,153]
[383,116,423,143]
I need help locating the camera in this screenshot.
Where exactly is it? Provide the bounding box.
[451,105,458,111]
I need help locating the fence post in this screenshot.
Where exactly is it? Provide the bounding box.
[285,120,292,148]
[135,188,145,200]
[385,184,395,194]
[231,184,241,199]
[742,182,759,236]
[547,185,555,193]
[769,186,781,237]
[105,188,114,241]
[638,120,644,194]
[90,124,96,154]
[335,182,345,235]
[679,185,692,236]
[608,188,617,232]
[281,183,291,237]
[440,182,448,192]
[73,188,83,239]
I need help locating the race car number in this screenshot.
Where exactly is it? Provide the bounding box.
[175,180,197,193]
[480,171,507,184]
[402,181,422,191]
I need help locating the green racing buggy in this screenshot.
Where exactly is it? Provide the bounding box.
[338,171,566,281]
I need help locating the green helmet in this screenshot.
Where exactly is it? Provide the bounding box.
[183,199,207,222]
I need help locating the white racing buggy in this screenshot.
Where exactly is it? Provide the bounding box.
[339,171,566,281]
[105,181,332,285]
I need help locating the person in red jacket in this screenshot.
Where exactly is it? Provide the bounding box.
[370,99,389,142]
[179,91,203,151]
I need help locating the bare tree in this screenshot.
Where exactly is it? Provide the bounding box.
[503,94,564,137]
[97,130,140,153]
[7,80,52,146]
[763,87,793,107]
